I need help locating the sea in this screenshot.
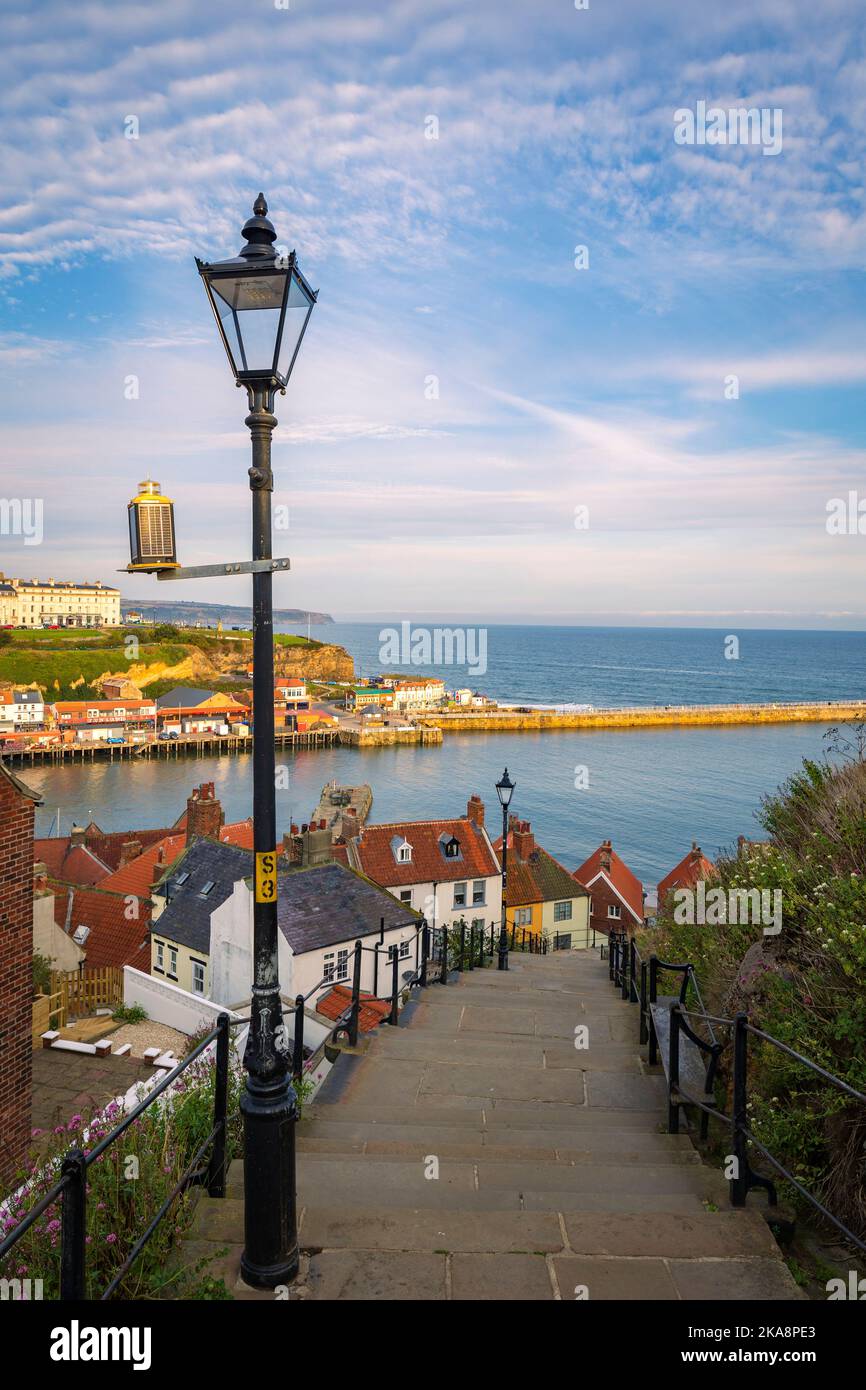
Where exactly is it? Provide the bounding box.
[25,624,865,890]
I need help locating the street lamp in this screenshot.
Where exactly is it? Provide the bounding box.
[495,768,515,971]
[196,195,317,1290]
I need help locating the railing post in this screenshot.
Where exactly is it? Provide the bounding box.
[621,935,630,999]
[668,1004,681,1134]
[489,923,495,956]
[608,933,615,981]
[477,922,484,968]
[639,962,648,1045]
[348,939,363,1047]
[440,927,449,985]
[389,947,400,1025]
[731,1012,749,1206]
[510,922,516,950]
[458,919,466,972]
[292,995,305,1084]
[208,1012,230,1197]
[420,921,429,987]
[629,939,638,1003]
[648,955,659,1065]
[468,921,475,970]
[60,1147,87,1300]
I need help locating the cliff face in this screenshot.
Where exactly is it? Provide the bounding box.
[102,639,354,691]
[274,643,354,681]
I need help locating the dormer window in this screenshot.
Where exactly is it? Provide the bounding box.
[443,835,460,860]
[391,835,413,865]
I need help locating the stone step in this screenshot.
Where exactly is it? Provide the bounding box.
[298,1118,698,1163]
[223,1156,727,1210]
[305,1102,668,1130]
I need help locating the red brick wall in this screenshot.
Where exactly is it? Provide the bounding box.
[0,771,35,1188]
[584,877,635,938]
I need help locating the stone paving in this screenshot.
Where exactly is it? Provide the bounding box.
[181,948,804,1300]
[30,1049,154,1149]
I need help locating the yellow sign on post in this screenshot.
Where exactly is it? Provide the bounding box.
[255,850,278,904]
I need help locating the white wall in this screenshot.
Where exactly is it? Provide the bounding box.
[208,880,424,1009]
[390,874,500,934]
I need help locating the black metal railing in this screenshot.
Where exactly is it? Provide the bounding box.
[1,909,556,1298]
[605,930,866,1255]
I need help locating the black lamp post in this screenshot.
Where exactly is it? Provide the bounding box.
[196,195,317,1289]
[495,768,515,971]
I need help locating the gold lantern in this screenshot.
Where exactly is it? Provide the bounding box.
[127,479,179,572]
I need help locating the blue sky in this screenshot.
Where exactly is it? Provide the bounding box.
[1,0,865,626]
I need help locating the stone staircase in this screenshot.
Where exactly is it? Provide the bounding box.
[182,948,804,1300]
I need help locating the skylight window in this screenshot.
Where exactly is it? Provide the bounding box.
[198,880,215,898]
[175,871,190,886]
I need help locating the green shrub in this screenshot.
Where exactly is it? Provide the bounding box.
[643,741,866,1242]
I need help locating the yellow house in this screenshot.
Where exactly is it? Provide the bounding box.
[495,819,592,950]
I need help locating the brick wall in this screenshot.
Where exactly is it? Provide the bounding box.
[0,763,38,1188]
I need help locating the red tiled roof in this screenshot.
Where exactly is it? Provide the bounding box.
[50,884,151,971]
[99,833,188,898]
[33,839,113,886]
[348,817,500,887]
[315,984,390,1033]
[574,841,644,925]
[657,845,717,905]
[492,831,588,909]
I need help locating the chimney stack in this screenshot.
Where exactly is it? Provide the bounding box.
[70,824,87,848]
[119,839,142,868]
[600,839,612,873]
[186,781,224,844]
[511,820,535,859]
[466,794,485,828]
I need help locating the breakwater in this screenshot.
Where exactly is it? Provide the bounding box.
[416,699,866,734]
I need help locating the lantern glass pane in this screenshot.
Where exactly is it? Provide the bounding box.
[276,274,315,381]
[211,272,287,375]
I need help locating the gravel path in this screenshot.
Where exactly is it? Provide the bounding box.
[111,1020,189,1058]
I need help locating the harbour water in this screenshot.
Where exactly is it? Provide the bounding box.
[25,623,864,887]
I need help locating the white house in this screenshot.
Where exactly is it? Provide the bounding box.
[0,690,44,730]
[209,860,422,1008]
[345,795,502,937]
[391,678,446,710]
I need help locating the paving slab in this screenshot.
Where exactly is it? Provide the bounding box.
[304,1250,447,1300]
[666,1257,806,1300]
[299,1207,564,1254]
[552,1256,680,1300]
[451,1253,555,1300]
[563,1211,782,1258]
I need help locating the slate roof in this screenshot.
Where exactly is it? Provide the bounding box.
[156,687,218,709]
[347,818,500,887]
[149,838,253,955]
[277,861,420,955]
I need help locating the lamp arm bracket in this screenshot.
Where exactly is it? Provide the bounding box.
[125,558,291,582]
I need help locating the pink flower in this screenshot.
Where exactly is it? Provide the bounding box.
[105,1233,118,1245]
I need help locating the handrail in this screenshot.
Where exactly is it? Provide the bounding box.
[606,942,866,1254]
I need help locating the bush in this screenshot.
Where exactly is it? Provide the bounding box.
[33,952,53,997]
[112,1002,148,1025]
[0,1050,244,1299]
[642,739,866,1242]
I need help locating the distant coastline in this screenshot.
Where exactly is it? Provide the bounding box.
[121,600,334,626]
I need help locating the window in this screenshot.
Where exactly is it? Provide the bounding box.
[607,904,622,920]
[397,841,412,863]
[175,871,190,886]
[400,889,413,906]
[554,900,573,922]
[323,952,336,983]
[400,939,410,959]
[191,960,206,995]
[155,941,165,971]
[198,880,215,898]
[336,949,349,982]
[472,880,485,905]
[168,946,178,978]
[453,882,467,908]
[515,907,532,926]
